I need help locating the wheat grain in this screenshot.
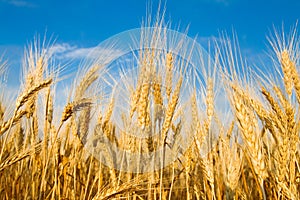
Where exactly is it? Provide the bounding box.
[165,52,173,101]
[219,138,242,191]
[0,102,4,124]
[206,78,214,125]
[153,75,164,124]
[74,64,101,101]
[137,81,151,129]
[61,102,74,123]
[281,50,294,98]
[0,110,27,136]
[261,86,287,126]
[15,78,52,113]
[162,76,182,142]
[232,91,267,182]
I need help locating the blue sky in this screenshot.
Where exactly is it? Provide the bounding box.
[0,0,299,86]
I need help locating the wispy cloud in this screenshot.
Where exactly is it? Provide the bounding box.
[48,43,123,61]
[47,43,77,59]
[202,0,233,6]
[2,0,37,8]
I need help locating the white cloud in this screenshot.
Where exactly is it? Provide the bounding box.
[2,0,37,8]
[47,43,77,59]
[48,43,123,62]
[61,47,97,59]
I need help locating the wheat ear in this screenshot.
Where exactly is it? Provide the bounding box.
[162,76,182,142]
[232,91,267,181]
[15,78,52,113]
[280,50,293,98]
[165,52,173,102]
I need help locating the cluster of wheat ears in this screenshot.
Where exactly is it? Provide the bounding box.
[0,16,299,199]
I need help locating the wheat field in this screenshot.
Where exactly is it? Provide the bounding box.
[0,16,299,200]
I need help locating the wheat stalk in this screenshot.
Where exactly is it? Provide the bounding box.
[0,142,41,171]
